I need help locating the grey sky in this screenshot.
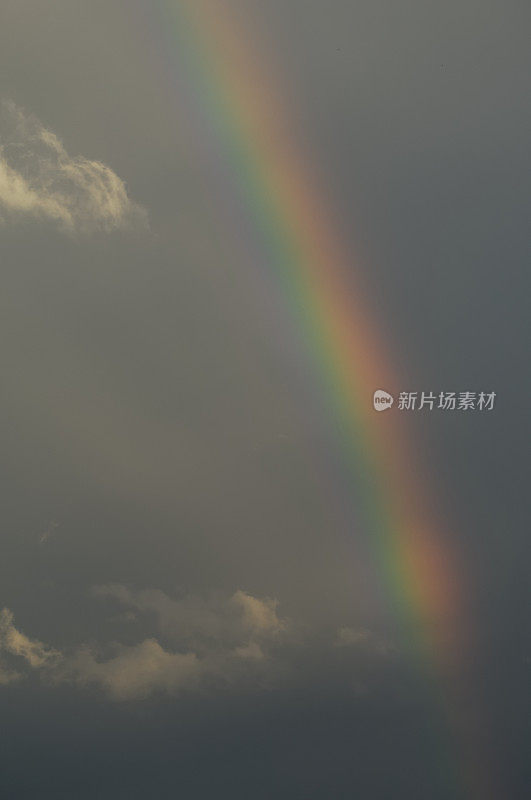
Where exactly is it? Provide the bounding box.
[0,1,529,797]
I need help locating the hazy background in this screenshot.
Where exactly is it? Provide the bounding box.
[0,1,529,797]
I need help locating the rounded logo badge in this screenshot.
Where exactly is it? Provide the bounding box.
[373,389,394,411]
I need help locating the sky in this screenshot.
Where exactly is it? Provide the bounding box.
[0,1,530,798]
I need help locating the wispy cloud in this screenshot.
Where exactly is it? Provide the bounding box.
[0,101,147,234]
[0,589,287,700]
[92,585,286,647]
[0,590,393,701]
[0,662,20,686]
[57,640,200,701]
[39,520,59,545]
[0,608,60,668]
[335,626,394,655]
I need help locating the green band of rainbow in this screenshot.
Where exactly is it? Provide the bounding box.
[144,2,493,795]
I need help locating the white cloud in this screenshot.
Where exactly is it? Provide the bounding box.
[92,585,286,647]
[56,640,199,701]
[0,607,60,668]
[0,594,392,701]
[0,588,287,701]
[231,590,284,635]
[0,101,147,234]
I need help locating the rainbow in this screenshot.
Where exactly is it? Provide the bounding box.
[141,1,492,795]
